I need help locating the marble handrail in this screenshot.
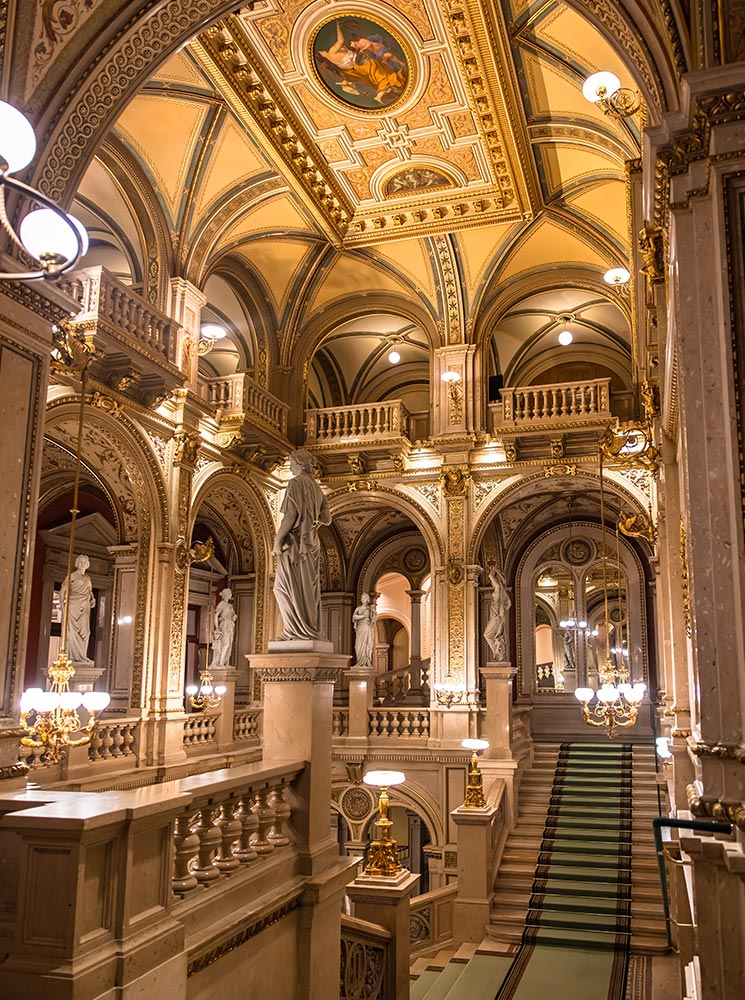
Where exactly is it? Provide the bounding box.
[340,915,391,1000]
[204,373,289,434]
[368,708,430,739]
[491,376,612,428]
[409,883,458,955]
[306,400,409,444]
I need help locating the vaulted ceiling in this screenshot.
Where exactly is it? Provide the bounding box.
[64,0,658,400]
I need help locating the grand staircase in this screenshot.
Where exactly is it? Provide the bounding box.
[489,741,667,955]
[409,741,668,1000]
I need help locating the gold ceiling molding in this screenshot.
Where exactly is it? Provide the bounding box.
[657,0,689,79]
[192,23,351,245]
[189,2,536,246]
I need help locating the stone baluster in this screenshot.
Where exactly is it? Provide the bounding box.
[268,783,291,847]
[191,806,220,884]
[172,814,199,895]
[250,788,275,855]
[233,792,259,864]
[213,799,241,873]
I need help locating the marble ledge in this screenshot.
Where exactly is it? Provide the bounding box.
[0,756,306,830]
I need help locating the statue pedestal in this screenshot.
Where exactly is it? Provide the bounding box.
[248,648,350,876]
[345,667,374,745]
[451,803,500,943]
[268,638,333,653]
[209,666,240,750]
[71,663,105,692]
[479,662,517,758]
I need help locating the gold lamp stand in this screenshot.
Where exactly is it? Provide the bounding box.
[462,738,490,808]
[361,770,406,880]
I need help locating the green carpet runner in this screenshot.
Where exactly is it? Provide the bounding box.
[494,742,633,1000]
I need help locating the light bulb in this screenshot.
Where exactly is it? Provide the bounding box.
[558,329,573,346]
[388,350,401,364]
[200,324,227,340]
[36,691,61,713]
[214,685,227,695]
[21,687,43,713]
[363,769,405,787]
[462,738,489,752]
[60,691,84,710]
[604,267,631,286]
[441,370,461,383]
[0,101,37,173]
[583,71,621,103]
[19,209,88,263]
[574,687,594,703]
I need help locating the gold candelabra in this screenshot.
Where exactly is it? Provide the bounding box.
[461,738,489,808]
[362,770,406,878]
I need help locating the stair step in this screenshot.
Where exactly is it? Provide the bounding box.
[410,971,440,1000]
[418,958,469,1000]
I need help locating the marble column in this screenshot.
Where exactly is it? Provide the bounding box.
[405,588,425,694]
[230,573,255,703]
[345,667,373,746]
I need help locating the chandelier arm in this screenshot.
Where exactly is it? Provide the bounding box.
[0,179,29,256]
[0,169,85,279]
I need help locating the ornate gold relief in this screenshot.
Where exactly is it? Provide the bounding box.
[88,392,123,419]
[173,428,201,467]
[175,535,215,574]
[617,510,657,546]
[687,783,745,831]
[347,478,377,492]
[680,519,692,639]
[600,420,659,473]
[639,225,666,296]
[640,380,661,420]
[543,462,576,478]
[688,739,745,764]
[441,466,470,497]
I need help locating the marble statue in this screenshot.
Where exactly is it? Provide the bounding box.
[352,592,377,668]
[483,567,511,661]
[272,450,332,641]
[211,587,236,667]
[59,553,96,663]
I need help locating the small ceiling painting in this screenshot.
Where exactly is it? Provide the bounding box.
[384,167,454,198]
[311,15,411,112]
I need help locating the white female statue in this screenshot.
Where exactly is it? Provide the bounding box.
[272,450,332,641]
[352,593,377,668]
[59,553,96,664]
[211,587,236,667]
[483,567,512,661]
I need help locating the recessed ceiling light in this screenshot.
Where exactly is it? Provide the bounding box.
[604,267,631,286]
[558,330,573,346]
[388,350,401,364]
[582,71,621,103]
[441,370,461,383]
[201,323,227,340]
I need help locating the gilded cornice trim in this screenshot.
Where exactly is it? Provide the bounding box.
[688,739,745,764]
[687,782,745,831]
[658,0,690,79]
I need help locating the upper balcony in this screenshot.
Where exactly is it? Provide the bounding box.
[201,372,291,468]
[306,400,411,450]
[65,266,186,407]
[490,377,613,431]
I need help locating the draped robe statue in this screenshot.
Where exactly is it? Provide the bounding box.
[59,553,96,663]
[483,567,511,661]
[211,587,236,667]
[272,451,332,641]
[352,593,377,668]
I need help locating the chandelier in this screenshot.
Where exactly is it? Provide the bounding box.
[185,543,227,710]
[20,363,110,763]
[0,101,88,281]
[573,450,646,737]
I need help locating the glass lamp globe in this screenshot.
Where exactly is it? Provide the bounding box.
[441,370,461,383]
[388,350,401,364]
[82,691,110,713]
[604,267,631,286]
[363,769,405,788]
[19,209,89,263]
[462,738,489,752]
[201,323,227,341]
[558,329,573,346]
[0,101,37,173]
[574,687,594,703]
[583,72,621,103]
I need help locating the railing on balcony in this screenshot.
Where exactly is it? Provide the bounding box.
[183,712,218,751]
[68,265,179,366]
[369,708,430,740]
[233,707,262,743]
[89,718,140,762]
[306,400,409,445]
[203,373,289,436]
[491,377,612,429]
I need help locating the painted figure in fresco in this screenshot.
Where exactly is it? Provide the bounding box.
[272,450,332,641]
[317,20,408,106]
[352,592,377,668]
[59,553,96,663]
[484,567,511,661]
[211,587,236,667]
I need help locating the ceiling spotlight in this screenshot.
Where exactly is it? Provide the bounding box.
[441,370,461,383]
[604,267,631,286]
[582,71,621,104]
[388,350,401,364]
[558,330,573,346]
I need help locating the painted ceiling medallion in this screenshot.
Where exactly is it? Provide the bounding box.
[310,14,412,113]
[384,167,454,199]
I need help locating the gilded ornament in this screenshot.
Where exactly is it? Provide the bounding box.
[173,428,201,466]
[543,462,577,478]
[640,380,661,419]
[638,225,665,286]
[688,739,745,764]
[686,783,745,831]
[175,535,215,573]
[617,510,657,546]
[441,466,470,496]
[88,392,123,419]
[600,420,659,473]
[680,520,692,638]
[347,478,377,492]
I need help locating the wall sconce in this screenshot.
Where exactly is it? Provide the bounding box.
[184,323,228,362]
[362,770,406,879]
[604,267,631,287]
[0,100,88,281]
[462,738,489,808]
[582,72,643,119]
